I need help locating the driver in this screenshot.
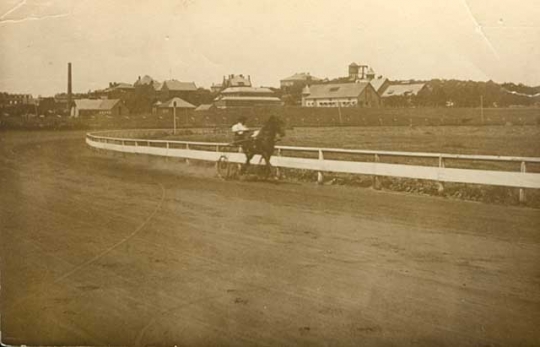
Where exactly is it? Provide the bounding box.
[232,116,251,144]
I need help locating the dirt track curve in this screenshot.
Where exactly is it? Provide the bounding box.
[1,131,539,346]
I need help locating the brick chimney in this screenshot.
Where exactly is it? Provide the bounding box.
[67,62,72,111]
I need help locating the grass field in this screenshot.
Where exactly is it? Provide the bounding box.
[164,125,540,158]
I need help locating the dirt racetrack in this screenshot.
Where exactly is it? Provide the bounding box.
[1,131,539,346]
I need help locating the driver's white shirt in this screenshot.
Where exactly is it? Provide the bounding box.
[232,123,249,134]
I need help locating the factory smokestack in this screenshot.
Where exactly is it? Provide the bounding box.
[67,62,72,112]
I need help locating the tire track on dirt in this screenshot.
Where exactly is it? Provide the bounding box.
[133,287,266,347]
[5,181,166,316]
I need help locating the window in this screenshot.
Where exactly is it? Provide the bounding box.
[329,87,340,92]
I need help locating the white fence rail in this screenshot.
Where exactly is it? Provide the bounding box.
[86,130,540,193]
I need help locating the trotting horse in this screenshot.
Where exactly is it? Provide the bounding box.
[239,115,286,176]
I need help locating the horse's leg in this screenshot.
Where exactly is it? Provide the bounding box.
[241,153,253,175]
[263,152,273,178]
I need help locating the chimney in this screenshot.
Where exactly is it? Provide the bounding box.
[67,62,72,111]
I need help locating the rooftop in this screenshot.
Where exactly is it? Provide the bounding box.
[195,104,214,111]
[74,99,121,110]
[304,82,371,99]
[134,75,155,86]
[216,96,281,102]
[369,77,389,92]
[281,72,322,82]
[152,81,162,91]
[226,74,251,87]
[221,87,274,94]
[162,79,197,92]
[105,83,134,92]
[157,97,195,108]
[382,83,426,97]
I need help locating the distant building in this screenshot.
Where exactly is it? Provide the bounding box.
[211,74,252,93]
[152,97,195,114]
[348,62,382,84]
[0,93,34,107]
[301,82,380,107]
[159,79,198,101]
[134,75,156,87]
[134,75,197,100]
[210,84,223,93]
[280,72,322,89]
[279,72,323,105]
[194,104,214,112]
[72,99,129,117]
[369,77,390,95]
[54,93,72,110]
[381,83,428,106]
[214,87,282,108]
[348,62,370,81]
[381,83,427,98]
[101,82,135,100]
[133,75,166,93]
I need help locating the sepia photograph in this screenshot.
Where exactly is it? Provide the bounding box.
[1,0,539,346]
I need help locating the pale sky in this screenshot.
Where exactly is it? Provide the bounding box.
[0,0,539,96]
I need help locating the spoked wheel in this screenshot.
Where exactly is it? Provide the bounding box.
[216,155,231,179]
[217,155,240,180]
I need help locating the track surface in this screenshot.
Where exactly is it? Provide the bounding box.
[1,131,539,346]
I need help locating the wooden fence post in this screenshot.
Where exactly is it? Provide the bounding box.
[373,154,381,190]
[519,161,527,203]
[121,140,126,158]
[147,141,152,163]
[238,146,243,172]
[437,155,445,194]
[185,143,190,165]
[275,148,282,179]
[317,150,324,184]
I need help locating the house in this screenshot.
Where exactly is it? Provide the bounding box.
[214,86,282,108]
[103,82,135,100]
[71,99,129,117]
[301,82,380,107]
[280,72,321,89]
[194,104,214,112]
[369,77,390,95]
[381,83,427,98]
[0,93,34,107]
[159,79,198,101]
[280,72,323,105]
[152,97,195,115]
[134,75,155,87]
[381,83,428,106]
[211,74,252,93]
[133,75,164,93]
[210,84,223,93]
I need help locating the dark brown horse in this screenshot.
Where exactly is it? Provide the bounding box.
[239,115,286,176]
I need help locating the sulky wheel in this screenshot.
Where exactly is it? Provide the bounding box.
[216,155,231,179]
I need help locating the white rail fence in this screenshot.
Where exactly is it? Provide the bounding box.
[86,130,540,201]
